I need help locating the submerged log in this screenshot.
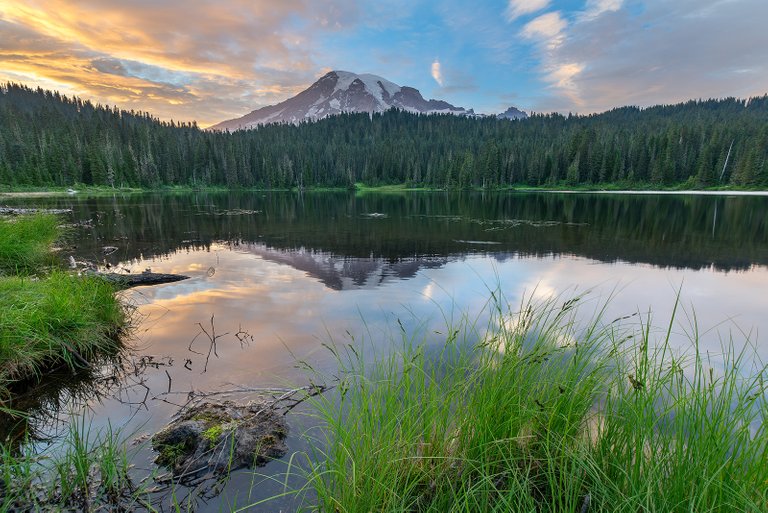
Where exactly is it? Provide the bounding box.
[96,271,190,288]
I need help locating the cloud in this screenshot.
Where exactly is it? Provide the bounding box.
[0,0,359,125]
[505,0,550,21]
[580,0,624,21]
[2,0,766,122]
[431,59,444,86]
[521,11,567,42]
[529,0,768,113]
[436,1,521,64]
[519,11,582,105]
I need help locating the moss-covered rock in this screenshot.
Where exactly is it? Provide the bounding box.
[151,401,288,476]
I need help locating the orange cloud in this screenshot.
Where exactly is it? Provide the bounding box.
[0,0,358,125]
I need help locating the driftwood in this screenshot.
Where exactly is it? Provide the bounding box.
[0,206,73,215]
[95,271,190,288]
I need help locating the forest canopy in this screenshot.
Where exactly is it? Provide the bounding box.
[1,82,766,189]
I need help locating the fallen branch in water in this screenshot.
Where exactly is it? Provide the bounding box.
[92,271,190,288]
[153,382,334,420]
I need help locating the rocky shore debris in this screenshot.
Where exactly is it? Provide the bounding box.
[151,401,288,478]
[0,206,73,215]
[211,208,261,216]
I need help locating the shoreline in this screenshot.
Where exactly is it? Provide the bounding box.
[3,184,768,198]
[525,189,768,197]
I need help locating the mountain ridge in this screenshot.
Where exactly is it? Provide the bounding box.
[208,70,525,131]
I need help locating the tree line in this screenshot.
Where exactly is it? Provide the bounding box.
[1,82,766,188]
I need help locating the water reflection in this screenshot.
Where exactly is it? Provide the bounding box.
[237,242,450,290]
[2,191,767,511]
[4,190,767,272]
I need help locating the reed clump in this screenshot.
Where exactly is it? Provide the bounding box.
[301,293,768,512]
[1,418,144,511]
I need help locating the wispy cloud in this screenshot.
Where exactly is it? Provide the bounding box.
[580,0,624,21]
[431,60,444,87]
[505,0,550,21]
[521,11,567,42]
[520,11,581,106]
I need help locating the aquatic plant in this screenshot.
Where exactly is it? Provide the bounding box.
[295,291,768,512]
[1,416,145,511]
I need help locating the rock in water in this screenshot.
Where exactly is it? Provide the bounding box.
[151,401,288,477]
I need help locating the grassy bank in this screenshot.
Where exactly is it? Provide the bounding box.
[300,293,768,512]
[0,272,125,391]
[0,184,144,197]
[0,214,127,397]
[0,214,140,511]
[0,213,59,274]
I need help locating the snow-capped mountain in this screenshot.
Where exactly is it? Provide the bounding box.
[497,106,528,120]
[208,70,471,131]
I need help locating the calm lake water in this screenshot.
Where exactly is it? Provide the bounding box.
[4,190,768,510]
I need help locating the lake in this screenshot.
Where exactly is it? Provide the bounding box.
[3,190,768,510]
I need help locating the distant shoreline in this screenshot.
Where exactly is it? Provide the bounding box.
[522,189,768,197]
[2,185,768,198]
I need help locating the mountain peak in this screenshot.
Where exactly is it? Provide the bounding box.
[497,106,528,120]
[208,71,469,131]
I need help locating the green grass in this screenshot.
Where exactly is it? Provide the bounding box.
[0,214,127,398]
[297,292,768,512]
[0,215,139,510]
[0,184,145,196]
[1,416,146,511]
[0,213,59,274]
[0,272,126,395]
[2,287,765,512]
[353,182,441,193]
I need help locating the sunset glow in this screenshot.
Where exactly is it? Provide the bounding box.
[2,0,766,126]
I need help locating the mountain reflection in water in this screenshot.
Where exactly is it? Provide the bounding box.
[6,190,767,274]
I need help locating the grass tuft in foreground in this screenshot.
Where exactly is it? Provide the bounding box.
[299,292,768,512]
[1,417,146,511]
[0,213,59,274]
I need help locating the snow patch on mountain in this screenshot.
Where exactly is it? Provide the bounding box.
[332,71,401,105]
[208,70,472,131]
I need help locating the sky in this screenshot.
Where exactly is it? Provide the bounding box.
[1,0,766,127]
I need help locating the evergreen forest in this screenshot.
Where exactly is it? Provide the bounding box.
[1,82,766,189]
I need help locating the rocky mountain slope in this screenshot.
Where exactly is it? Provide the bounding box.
[208,70,471,131]
[497,106,528,120]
